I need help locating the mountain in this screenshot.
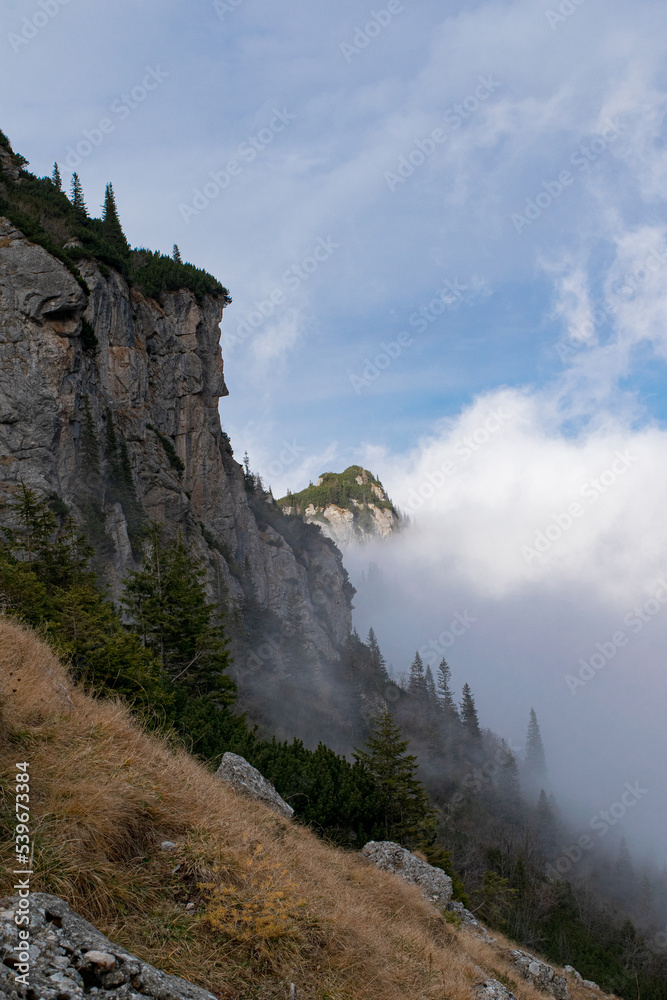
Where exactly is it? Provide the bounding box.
[277,465,402,547]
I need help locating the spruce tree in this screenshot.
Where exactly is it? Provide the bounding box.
[436,658,459,720]
[408,650,427,698]
[367,626,388,679]
[534,788,558,857]
[524,708,548,792]
[121,522,236,703]
[51,162,62,191]
[173,243,183,263]
[70,172,88,220]
[102,182,130,257]
[424,664,437,702]
[460,682,482,740]
[353,707,433,846]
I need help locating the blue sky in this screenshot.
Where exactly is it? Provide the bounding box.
[3,0,667,859]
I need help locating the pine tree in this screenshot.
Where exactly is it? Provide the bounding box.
[51,162,62,191]
[524,708,548,793]
[121,522,236,703]
[460,682,482,740]
[70,172,88,220]
[353,708,433,845]
[436,658,459,720]
[102,182,130,256]
[172,244,182,263]
[408,650,427,698]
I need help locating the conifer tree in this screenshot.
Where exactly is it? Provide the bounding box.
[367,626,388,679]
[353,707,433,845]
[408,650,427,698]
[424,664,437,702]
[524,707,548,792]
[121,522,236,703]
[497,741,523,816]
[460,682,482,740]
[436,657,459,720]
[51,162,62,191]
[534,788,558,857]
[70,172,88,220]
[102,182,130,256]
[172,243,182,263]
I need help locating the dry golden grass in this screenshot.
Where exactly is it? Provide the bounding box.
[0,618,616,1000]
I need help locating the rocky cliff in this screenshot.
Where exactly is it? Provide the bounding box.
[278,465,401,548]
[0,216,353,680]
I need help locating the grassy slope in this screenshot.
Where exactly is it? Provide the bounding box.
[0,619,612,1000]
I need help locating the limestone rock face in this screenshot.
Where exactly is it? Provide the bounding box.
[0,893,216,1000]
[360,841,453,908]
[509,950,569,1000]
[215,752,294,819]
[304,500,399,548]
[0,218,352,667]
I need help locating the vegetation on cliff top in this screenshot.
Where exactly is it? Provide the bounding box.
[277,464,398,516]
[0,130,230,304]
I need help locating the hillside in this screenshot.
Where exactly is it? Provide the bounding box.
[278,466,402,547]
[0,618,614,1000]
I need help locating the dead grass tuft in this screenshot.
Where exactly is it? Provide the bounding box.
[0,618,619,999]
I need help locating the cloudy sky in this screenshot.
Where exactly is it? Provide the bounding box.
[3,0,667,863]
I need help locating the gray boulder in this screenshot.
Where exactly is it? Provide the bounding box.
[214,752,294,820]
[509,950,569,1000]
[0,893,216,1000]
[360,841,453,907]
[446,900,494,942]
[474,979,519,1000]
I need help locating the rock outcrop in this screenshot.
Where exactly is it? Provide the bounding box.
[279,466,401,548]
[509,950,569,1000]
[474,980,519,1000]
[0,893,216,1000]
[360,841,453,908]
[214,752,294,819]
[0,218,352,673]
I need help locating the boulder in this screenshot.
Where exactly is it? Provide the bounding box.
[214,752,294,819]
[0,893,217,1000]
[446,900,494,942]
[474,979,519,1000]
[509,950,569,1000]
[360,841,453,907]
